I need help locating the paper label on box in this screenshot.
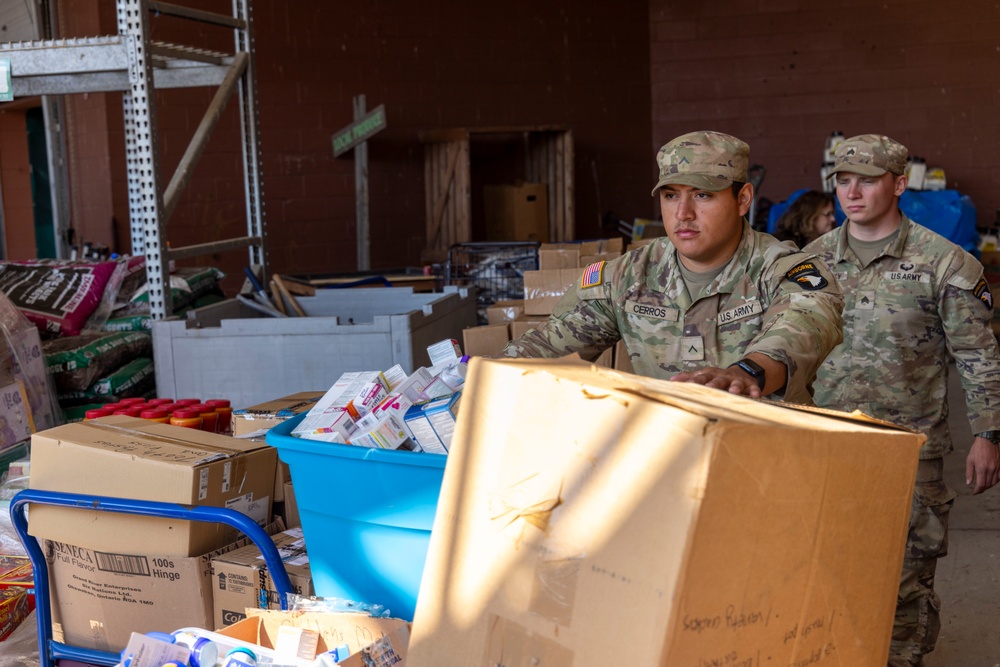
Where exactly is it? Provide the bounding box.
[199,468,209,500]
[225,493,269,526]
[223,460,232,492]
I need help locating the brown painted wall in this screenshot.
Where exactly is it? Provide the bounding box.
[46,0,652,285]
[650,1,1000,227]
[0,109,36,259]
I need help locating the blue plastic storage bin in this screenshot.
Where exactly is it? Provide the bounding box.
[266,413,446,620]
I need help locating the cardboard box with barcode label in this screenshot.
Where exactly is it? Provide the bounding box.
[28,415,276,557]
[408,358,923,667]
[45,520,285,653]
[211,527,314,629]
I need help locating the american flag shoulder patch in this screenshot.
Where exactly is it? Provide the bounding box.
[581,261,605,288]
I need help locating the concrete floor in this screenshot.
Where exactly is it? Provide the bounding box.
[923,366,1000,667]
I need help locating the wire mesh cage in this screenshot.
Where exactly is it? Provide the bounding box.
[445,242,540,324]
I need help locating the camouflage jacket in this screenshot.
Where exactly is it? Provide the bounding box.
[805,214,1000,458]
[502,222,844,405]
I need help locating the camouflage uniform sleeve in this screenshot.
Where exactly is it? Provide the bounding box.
[744,252,845,404]
[500,266,620,361]
[939,251,1000,433]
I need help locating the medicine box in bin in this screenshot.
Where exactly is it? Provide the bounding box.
[266,413,445,621]
[153,286,476,408]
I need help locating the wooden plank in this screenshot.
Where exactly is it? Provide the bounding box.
[431,141,461,250]
[563,131,575,241]
[554,133,564,242]
[269,279,287,315]
[273,274,307,317]
[424,144,434,249]
[457,138,471,242]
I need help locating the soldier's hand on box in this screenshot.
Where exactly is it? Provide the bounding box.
[670,367,763,399]
[966,437,1000,494]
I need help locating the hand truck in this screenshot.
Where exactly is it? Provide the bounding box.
[9,489,294,667]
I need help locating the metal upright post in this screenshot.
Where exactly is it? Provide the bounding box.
[119,0,171,319]
[355,94,370,271]
[232,0,268,277]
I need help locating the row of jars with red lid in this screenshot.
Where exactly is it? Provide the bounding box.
[85,397,233,434]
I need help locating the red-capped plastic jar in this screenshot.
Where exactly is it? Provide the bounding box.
[190,404,219,433]
[205,399,232,434]
[174,398,201,407]
[119,397,146,406]
[124,406,146,418]
[147,398,174,407]
[170,409,203,429]
[84,409,105,420]
[140,408,170,423]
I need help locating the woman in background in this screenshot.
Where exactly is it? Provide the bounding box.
[774,190,836,249]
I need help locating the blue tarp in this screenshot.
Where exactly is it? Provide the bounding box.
[766,189,980,256]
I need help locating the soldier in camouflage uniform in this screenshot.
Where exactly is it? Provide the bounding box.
[804,134,1000,667]
[502,130,844,403]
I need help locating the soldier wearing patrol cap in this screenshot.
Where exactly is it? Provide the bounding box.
[804,133,1000,666]
[501,130,844,404]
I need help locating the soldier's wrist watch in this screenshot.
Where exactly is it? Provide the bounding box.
[729,358,766,392]
[975,431,1000,446]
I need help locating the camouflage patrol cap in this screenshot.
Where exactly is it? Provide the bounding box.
[651,130,749,195]
[827,134,908,177]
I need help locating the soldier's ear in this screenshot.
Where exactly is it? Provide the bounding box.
[737,183,754,216]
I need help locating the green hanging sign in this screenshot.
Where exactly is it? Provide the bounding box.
[332,104,386,158]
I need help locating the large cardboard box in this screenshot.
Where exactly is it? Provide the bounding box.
[484,183,549,242]
[29,416,276,556]
[408,358,923,667]
[45,521,283,652]
[211,527,314,629]
[462,324,511,357]
[509,316,549,340]
[523,268,580,315]
[485,300,525,326]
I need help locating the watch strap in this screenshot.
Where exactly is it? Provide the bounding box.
[730,359,766,392]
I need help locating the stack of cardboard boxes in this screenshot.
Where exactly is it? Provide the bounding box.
[462,238,630,370]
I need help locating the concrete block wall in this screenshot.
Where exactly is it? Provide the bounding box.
[650,0,1000,228]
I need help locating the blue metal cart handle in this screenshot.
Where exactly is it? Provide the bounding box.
[10,488,295,667]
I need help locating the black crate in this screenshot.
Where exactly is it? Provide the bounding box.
[445,242,540,324]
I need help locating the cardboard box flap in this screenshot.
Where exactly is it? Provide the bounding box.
[498,358,921,436]
[239,610,409,655]
[233,392,325,418]
[38,416,269,466]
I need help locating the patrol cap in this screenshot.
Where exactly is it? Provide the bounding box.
[827,134,908,177]
[651,130,749,196]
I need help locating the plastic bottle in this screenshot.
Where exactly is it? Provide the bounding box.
[206,399,233,434]
[906,156,927,190]
[170,408,203,430]
[172,631,220,667]
[141,408,170,423]
[223,646,258,667]
[191,404,219,433]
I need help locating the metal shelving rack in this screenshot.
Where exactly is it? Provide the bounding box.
[0,0,267,320]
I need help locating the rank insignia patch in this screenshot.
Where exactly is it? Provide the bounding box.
[785,261,829,291]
